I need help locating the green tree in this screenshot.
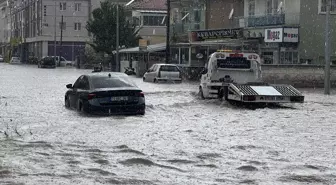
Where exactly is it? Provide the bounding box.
[86,1,141,54]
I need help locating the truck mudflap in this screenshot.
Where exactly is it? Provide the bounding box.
[227,83,304,103]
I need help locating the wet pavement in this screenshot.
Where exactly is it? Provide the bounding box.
[0,63,336,185]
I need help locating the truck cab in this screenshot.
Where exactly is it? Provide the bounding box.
[200,50,262,99]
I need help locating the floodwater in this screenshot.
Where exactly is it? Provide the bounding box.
[0,63,336,185]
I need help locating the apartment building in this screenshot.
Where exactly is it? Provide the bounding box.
[0,0,11,55]
[8,0,91,62]
[128,0,167,44]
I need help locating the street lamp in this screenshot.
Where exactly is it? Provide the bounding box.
[115,0,134,72]
[324,0,331,95]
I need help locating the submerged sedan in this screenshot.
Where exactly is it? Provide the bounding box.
[65,72,145,115]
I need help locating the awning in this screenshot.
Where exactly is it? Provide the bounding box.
[118,43,166,53]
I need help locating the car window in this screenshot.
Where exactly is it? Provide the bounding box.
[148,65,155,72]
[160,65,179,72]
[82,76,90,90]
[73,76,84,89]
[91,76,136,89]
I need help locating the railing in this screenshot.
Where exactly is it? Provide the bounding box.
[234,13,300,28]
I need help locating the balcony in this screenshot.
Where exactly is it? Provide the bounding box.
[234,13,300,28]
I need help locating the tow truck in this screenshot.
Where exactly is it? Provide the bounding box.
[199,50,304,104]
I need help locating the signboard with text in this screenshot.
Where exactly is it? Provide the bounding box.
[283,28,299,42]
[189,28,243,42]
[264,28,283,43]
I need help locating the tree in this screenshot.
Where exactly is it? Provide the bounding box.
[86,1,141,54]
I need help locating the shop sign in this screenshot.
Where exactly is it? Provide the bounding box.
[190,28,243,42]
[283,28,299,42]
[264,28,283,43]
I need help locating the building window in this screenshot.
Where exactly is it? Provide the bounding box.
[75,3,81,11]
[60,2,66,11]
[143,15,166,26]
[266,0,272,14]
[248,0,255,16]
[319,0,336,13]
[74,22,81,31]
[59,22,66,30]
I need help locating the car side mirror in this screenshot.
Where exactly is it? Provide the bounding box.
[66,84,73,89]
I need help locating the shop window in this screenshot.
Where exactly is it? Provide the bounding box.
[280,51,299,64]
[262,52,274,64]
[180,48,189,65]
[170,48,179,64]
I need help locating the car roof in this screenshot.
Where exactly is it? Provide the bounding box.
[154,63,178,67]
[86,72,128,78]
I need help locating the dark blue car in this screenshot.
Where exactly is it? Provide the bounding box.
[65,72,145,115]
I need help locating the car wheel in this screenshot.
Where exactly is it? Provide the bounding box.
[65,97,70,108]
[143,77,145,82]
[199,86,205,99]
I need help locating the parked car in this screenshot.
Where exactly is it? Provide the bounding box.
[10,57,21,64]
[64,72,145,115]
[54,56,73,67]
[38,56,56,68]
[143,64,182,83]
[0,55,4,62]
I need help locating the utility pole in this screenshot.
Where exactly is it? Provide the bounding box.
[59,15,63,67]
[165,0,170,64]
[324,0,331,95]
[115,3,119,72]
[54,1,57,64]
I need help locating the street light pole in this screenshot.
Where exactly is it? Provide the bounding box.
[54,1,57,63]
[165,0,170,64]
[59,15,63,67]
[324,0,331,95]
[116,3,119,72]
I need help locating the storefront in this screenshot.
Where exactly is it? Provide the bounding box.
[262,27,299,64]
[170,28,260,67]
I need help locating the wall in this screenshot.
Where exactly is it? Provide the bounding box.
[261,65,336,88]
[182,64,336,88]
[206,0,244,29]
[40,0,90,42]
[299,0,336,64]
[284,0,300,25]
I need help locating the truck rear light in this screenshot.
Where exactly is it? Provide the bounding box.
[253,55,258,59]
[248,55,253,59]
[139,92,145,97]
[230,53,243,57]
[243,96,256,101]
[88,94,96,100]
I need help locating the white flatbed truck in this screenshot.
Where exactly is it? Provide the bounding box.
[199,50,304,104]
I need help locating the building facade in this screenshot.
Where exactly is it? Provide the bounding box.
[168,0,336,66]
[8,0,91,62]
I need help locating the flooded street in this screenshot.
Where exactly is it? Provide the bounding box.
[1,63,336,185]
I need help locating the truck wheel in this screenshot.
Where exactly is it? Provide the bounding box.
[199,87,205,99]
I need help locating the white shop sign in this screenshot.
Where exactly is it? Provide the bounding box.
[264,28,283,43]
[283,28,299,42]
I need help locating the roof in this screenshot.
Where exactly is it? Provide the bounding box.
[119,42,166,53]
[129,0,166,10]
[87,72,128,78]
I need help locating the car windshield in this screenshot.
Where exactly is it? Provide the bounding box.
[91,76,136,89]
[160,65,179,72]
